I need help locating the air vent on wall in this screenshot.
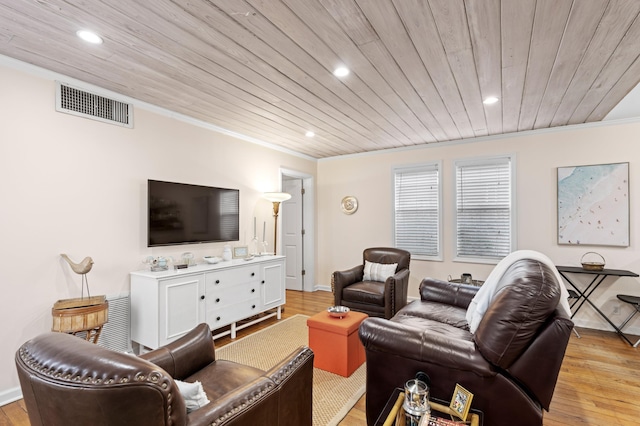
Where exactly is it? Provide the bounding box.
[56,81,133,128]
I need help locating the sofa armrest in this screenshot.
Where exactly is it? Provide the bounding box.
[264,346,314,425]
[359,318,493,376]
[385,268,410,318]
[140,323,215,380]
[506,312,573,410]
[333,264,364,304]
[419,278,479,309]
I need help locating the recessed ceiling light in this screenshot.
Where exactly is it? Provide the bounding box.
[483,96,499,105]
[333,67,349,77]
[76,30,103,44]
[305,131,315,138]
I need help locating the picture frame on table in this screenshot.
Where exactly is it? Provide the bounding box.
[233,246,249,259]
[449,383,473,421]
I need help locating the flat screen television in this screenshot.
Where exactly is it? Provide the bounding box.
[147,180,240,247]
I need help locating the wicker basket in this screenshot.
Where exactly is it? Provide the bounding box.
[581,252,605,271]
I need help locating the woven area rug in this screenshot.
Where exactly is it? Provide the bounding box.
[215,314,366,426]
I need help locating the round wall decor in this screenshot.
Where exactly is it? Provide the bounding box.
[341,196,358,215]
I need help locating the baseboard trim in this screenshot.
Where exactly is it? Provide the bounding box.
[0,386,22,407]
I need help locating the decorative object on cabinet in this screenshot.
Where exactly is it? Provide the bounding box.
[181,252,195,266]
[263,192,292,254]
[222,244,233,261]
[203,256,221,264]
[557,162,629,247]
[341,195,358,215]
[144,255,170,271]
[233,245,249,258]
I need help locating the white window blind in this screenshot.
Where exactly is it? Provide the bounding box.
[455,157,513,260]
[394,164,441,258]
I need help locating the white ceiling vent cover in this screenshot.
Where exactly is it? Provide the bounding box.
[56,82,133,128]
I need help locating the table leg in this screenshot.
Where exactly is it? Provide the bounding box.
[558,271,634,345]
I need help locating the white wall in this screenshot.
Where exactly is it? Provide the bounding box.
[0,64,316,399]
[318,122,640,336]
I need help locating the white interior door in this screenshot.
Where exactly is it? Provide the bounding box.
[282,178,303,291]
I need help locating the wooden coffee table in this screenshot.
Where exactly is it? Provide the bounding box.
[375,387,483,426]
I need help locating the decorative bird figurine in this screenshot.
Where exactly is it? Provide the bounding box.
[60,254,94,275]
[61,254,94,298]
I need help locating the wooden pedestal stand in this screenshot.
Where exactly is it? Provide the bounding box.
[52,296,109,344]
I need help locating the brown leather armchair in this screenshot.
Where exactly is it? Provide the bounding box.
[359,259,573,426]
[16,323,313,426]
[333,247,411,319]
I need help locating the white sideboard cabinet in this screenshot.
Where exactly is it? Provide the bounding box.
[130,255,285,350]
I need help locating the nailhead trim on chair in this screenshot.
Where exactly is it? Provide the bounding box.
[271,347,313,385]
[18,346,178,424]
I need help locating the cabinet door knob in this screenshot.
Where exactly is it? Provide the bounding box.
[216,298,220,303]
[261,280,265,284]
[252,304,256,309]
[216,316,221,321]
[251,272,255,277]
[251,289,255,293]
[200,295,205,300]
[215,279,220,284]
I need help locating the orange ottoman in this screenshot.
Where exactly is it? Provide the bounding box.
[307,310,368,377]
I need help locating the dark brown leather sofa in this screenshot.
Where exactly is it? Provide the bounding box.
[359,259,573,426]
[16,323,313,426]
[333,247,411,319]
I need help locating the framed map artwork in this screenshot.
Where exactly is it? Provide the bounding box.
[557,162,629,247]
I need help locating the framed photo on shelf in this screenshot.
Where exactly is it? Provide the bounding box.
[233,246,249,258]
[449,383,473,421]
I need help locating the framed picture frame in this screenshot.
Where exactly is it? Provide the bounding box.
[449,383,473,421]
[557,162,629,247]
[233,246,249,259]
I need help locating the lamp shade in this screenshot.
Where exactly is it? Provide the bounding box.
[263,192,292,203]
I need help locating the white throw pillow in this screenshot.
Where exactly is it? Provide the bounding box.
[175,379,210,413]
[363,260,398,282]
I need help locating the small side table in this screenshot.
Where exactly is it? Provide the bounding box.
[51,296,109,344]
[556,265,639,346]
[307,310,368,377]
[375,388,483,426]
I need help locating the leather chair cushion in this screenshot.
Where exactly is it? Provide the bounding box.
[391,315,474,343]
[186,360,265,401]
[396,300,470,330]
[342,281,385,306]
[474,260,561,368]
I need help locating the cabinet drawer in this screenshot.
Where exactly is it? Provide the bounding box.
[205,266,259,289]
[206,282,258,309]
[208,297,261,327]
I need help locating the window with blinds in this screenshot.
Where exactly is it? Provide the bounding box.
[455,156,514,261]
[393,163,441,259]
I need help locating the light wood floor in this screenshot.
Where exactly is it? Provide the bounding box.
[2,289,639,425]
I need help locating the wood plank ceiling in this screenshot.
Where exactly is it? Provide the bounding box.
[1,0,639,159]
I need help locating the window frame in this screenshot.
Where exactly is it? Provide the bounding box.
[392,161,443,261]
[453,154,517,264]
